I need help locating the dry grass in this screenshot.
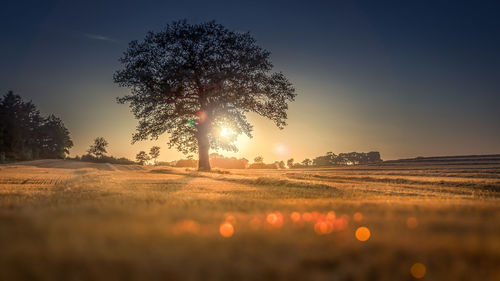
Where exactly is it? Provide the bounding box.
[0,159,499,281]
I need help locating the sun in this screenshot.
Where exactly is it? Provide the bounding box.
[220,127,235,137]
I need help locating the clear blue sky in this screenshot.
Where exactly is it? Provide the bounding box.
[1,0,499,161]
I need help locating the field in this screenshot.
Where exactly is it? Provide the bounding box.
[0,159,499,281]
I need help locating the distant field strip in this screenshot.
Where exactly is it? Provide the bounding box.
[285,172,500,192]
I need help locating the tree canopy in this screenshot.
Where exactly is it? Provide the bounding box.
[114,20,295,170]
[136,151,150,165]
[87,137,108,159]
[0,91,73,161]
[312,151,382,166]
[149,146,160,164]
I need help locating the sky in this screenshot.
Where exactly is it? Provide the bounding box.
[1,0,499,162]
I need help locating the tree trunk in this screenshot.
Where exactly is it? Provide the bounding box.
[197,128,211,171]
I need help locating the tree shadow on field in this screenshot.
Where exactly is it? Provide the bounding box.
[137,175,193,194]
[213,176,346,200]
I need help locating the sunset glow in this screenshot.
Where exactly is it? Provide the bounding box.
[274,142,291,158]
[2,2,498,280]
[220,127,236,138]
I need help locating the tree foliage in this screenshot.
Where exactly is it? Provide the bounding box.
[312,151,382,166]
[87,137,108,159]
[136,151,150,165]
[301,158,312,166]
[114,20,295,170]
[149,146,160,164]
[39,115,74,159]
[0,91,73,161]
[254,156,264,163]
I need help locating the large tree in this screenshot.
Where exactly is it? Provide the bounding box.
[114,20,295,171]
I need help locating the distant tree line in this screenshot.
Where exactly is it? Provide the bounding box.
[0,91,73,162]
[69,137,162,166]
[161,153,249,169]
[248,156,285,169]
[209,153,248,169]
[288,151,382,168]
[166,151,382,170]
[69,137,135,165]
[247,152,382,169]
[171,157,198,168]
[246,152,381,170]
[135,146,161,165]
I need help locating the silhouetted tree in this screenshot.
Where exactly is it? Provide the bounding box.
[278,160,285,169]
[0,91,72,161]
[87,137,108,159]
[311,151,382,166]
[136,151,150,165]
[77,154,135,165]
[301,158,312,167]
[287,158,294,168]
[114,20,295,171]
[367,151,382,163]
[149,146,160,164]
[0,91,41,160]
[40,115,73,159]
[254,156,264,164]
[313,152,337,166]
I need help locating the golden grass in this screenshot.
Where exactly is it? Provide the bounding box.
[0,160,499,281]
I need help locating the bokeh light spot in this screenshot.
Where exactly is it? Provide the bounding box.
[172,219,200,235]
[219,222,234,238]
[314,220,333,235]
[355,226,371,241]
[334,217,348,231]
[290,212,301,222]
[340,214,350,222]
[410,263,426,279]
[266,212,283,228]
[249,217,261,230]
[225,214,236,223]
[302,212,313,222]
[353,212,363,222]
[326,211,336,221]
[407,217,418,229]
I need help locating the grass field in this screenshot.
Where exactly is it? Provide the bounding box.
[0,159,499,281]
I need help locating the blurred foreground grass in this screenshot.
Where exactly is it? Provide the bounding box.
[0,160,499,281]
